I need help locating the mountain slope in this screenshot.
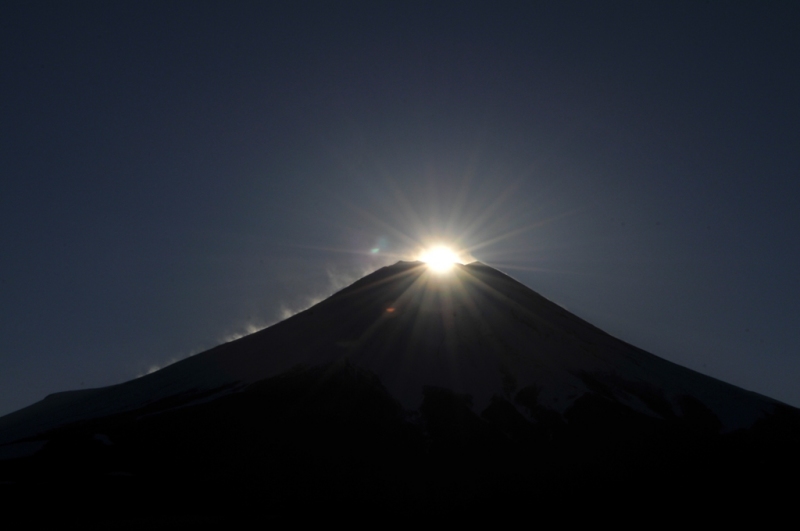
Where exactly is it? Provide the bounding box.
[0,261,780,445]
[1,261,798,524]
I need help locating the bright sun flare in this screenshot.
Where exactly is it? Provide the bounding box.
[418,246,461,272]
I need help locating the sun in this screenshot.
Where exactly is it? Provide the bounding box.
[418,245,462,272]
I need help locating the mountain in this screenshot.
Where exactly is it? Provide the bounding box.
[1,261,798,525]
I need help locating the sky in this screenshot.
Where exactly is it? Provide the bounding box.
[1,1,799,417]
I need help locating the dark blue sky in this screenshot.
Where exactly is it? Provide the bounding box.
[2,1,799,416]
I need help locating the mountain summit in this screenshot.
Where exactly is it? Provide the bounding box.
[1,261,798,524]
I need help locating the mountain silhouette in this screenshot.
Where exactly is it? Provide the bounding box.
[1,261,798,525]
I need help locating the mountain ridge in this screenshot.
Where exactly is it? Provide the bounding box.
[0,260,787,444]
[0,260,785,448]
[2,260,799,525]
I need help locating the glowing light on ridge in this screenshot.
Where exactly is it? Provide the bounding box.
[418,246,462,272]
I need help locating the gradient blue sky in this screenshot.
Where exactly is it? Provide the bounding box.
[2,1,799,417]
